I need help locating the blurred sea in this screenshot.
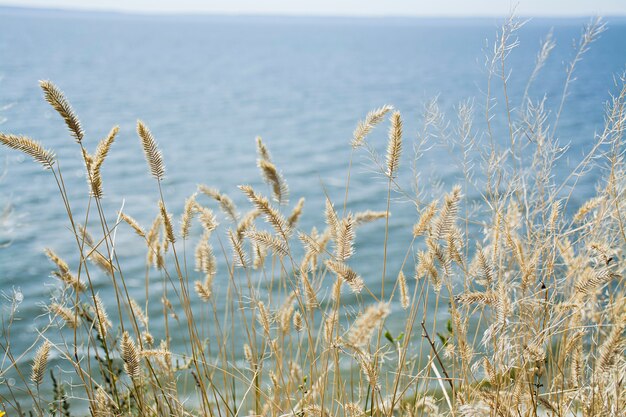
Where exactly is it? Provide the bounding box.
[1,6,625,399]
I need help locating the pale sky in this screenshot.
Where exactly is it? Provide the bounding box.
[1,0,625,17]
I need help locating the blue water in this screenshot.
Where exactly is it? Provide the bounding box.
[1,6,625,404]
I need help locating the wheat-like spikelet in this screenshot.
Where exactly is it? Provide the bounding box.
[228,229,249,267]
[573,196,604,222]
[245,229,289,257]
[31,340,51,386]
[413,201,438,237]
[346,302,390,347]
[277,292,296,333]
[397,270,409,309]
[432,186,461,240]
[335,215,355,261]
[197,205,218,233]
[325,197,340,241]
[90,126,119,199]
[256,301,272,335]
[145,215,162,265]
[39,80,84,142]
[575,267,618,295]
[356,352,380,390]
[129,298,148,328]
[121,331,141,380]
[158,200,175,243]
[239,185,290,237]
[596,318,625,373]
[300,267,318,308]
[194,234,217,278]
[91,387,115,417]
[293,310,304,332]
[351,104,393,148]
[471,245,494,285]
[256,135,271,161]
[287,197,305,229]
[197,185,239,222]
[49,303,80,328]
[44,248,85,292]
[194,280,212,302]
[236,209,260,239]
[456,290,499,306]
[252,241,267,269]
[353,210,387,226]
[93,294,112,339]
[180,193,197,239]
[118,212,146,240]
[258,159,289,205]
[325,259,364,293]
[0,133,55,169]
[386,111,402,177]
[136,120,165,180]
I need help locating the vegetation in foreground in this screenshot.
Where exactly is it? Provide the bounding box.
[0,15,625,417]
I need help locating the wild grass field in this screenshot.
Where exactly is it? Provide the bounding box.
[1,14,625,417]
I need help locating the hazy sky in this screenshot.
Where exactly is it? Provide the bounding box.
[1,0,625,17]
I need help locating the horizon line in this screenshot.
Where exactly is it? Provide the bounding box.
[1,4,625,20]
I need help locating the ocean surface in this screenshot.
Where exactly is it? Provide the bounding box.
[1,6,625,403]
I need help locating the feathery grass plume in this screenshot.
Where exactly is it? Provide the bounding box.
[236,209,260,239]
[90,126,119,199]
[145,214,162,266]
[471,244,493,285]
[351,104,393,148]
[356,352,380,390]
[194,234,217,278]
[335,215,355,261]
[44,248,85,292]
[255,135,271,161]
[413,201,438,237]
[0,133,55,169]
[39,80,84,142]
[597,319,625,373]
[573,196,604,222]
[197,185,239,222]
[228,229,249,267]
[386,110,402,177]
[432,186,461,240]
[93,294,112,339]
[287,197,305,229]
[455,290,499,306]
[325,197,340,241]
[299,267,318,308]
[256,301,271,335]
[346,302,390,347]
[158,200,175,243]
[252,242,267,269]
[180,193,197,239]
[91,387,115,417]
[258,158,289,205]
[277,292,296,332]
[293,310,303,332]
[194,280,212,302]
[245,229,289,257]
[121,331,141,380]
[353,210,387,226]
[137,120,165,180]
[575,267,619,295]
[239,185,290,237]
[197,205,218,233]
[129,298,148,328]
[31,340,51,386]
[119,211,146,238]
[49,303,80,328]
[397,270,409,309]
[325,259,364,293]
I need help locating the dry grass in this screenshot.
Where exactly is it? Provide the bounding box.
[1,15,625,417]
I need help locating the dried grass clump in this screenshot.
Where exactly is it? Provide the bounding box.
[1,15,625,417]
